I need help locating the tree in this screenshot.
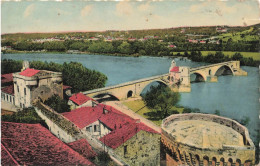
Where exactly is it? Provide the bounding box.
[143,85,180,119]
[62,62,107,92]
[44,95,70,113]
[1,59,23,74]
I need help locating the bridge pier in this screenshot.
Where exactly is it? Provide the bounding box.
[206,76,218,82]
[233,68,248,76]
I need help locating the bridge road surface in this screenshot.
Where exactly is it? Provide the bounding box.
[104,100,161,133]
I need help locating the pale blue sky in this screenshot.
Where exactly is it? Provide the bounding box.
[1,0,260,34]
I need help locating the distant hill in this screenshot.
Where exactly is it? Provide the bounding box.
[2,23,260,41]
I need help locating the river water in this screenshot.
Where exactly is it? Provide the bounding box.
[2,53,259,142]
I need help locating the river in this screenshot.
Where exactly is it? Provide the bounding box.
[1,53,259,142]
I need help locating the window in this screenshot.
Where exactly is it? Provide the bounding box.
[24,88,26,96]
[124,145,127,156]
[17,86,19,92]
[94,125,100,132]
[7,95,8,101]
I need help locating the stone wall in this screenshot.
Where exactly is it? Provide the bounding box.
[114,130,161,166]
[161,113,255,165]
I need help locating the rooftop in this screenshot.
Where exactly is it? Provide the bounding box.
[163,120,244,149]
[68,139,97,159]
[1,85,14,95]
[69,93,94,106]
[19,68,40,77]
[100,122,158,149]
[1,122,94,166]
[1,73,13,84]
[170,66,179,72]
[62,104,159,149]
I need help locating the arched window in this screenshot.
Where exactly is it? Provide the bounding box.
[220,158,225,166]
[212,157,217,166]
[228,158,233,166]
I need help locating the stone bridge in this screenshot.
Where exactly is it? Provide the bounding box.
[83,61,247,100]
[190,61,247,82]
[83,74,169,100]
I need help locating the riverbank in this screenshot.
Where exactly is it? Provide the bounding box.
[2,50,258,67]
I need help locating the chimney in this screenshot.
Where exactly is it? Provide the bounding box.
[21,61,29,71]
[103,107,108,114]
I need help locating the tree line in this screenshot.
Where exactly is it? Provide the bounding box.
[174,51,259,67]
[1,59,108,93]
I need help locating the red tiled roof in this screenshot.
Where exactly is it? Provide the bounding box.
[62,106,103,129]
[170,66,179,72]
[69,93,93,106]
[63,85,72,90]
[19,68,40,77]
[63,103,159,149]
[68,139,97,159]
[1,144,19,165]
[1,85,14,95]
[1,122,94,166]
[99,122,159,149]
[169,45,176,48]
[1,73,13,84]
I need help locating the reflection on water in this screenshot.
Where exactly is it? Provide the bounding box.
[2,53,259,142]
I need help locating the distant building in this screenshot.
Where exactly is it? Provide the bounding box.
[168,44,177,48]
[1,46,12,50]
[1,122,94,165]
[216,27,228,33]
[168,60,190,88]
[62,103,160,165]
[68,92,97,110]
[161,113,255,166]
[12,68,63,108]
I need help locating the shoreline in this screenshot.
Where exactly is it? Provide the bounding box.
[1,50,259,67]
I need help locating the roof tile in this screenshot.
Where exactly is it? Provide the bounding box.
[19,68,40,77]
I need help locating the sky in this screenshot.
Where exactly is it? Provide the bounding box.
[1,0,260,34]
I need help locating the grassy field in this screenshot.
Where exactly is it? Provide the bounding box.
[218,27,259,42]
[123,99,183,126]
[173,51,260,61]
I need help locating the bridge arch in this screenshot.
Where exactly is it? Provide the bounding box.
[214,65,234,76]
[92,92,120,102]
[127,90,133,98]
[190,72,206,82]
[139,79,168,97]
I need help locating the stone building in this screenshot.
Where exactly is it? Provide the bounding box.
[12,68,63,108]
[62,103,161,166]
[161,113,255,166]
[68,92,96,110]
[168,60,190,92]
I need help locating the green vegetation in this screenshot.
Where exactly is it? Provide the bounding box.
[1,60,108,93]
[143,85,180,119]
[1,59,23,74]
[174,51,259,66]
[44,95,70,113]
[176,51,260,61]
[2,24,259,62]
[123,99,183,126]
[1,107,47,127]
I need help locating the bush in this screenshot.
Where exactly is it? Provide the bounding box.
[1,107,47,128]
[44,95,70,113]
